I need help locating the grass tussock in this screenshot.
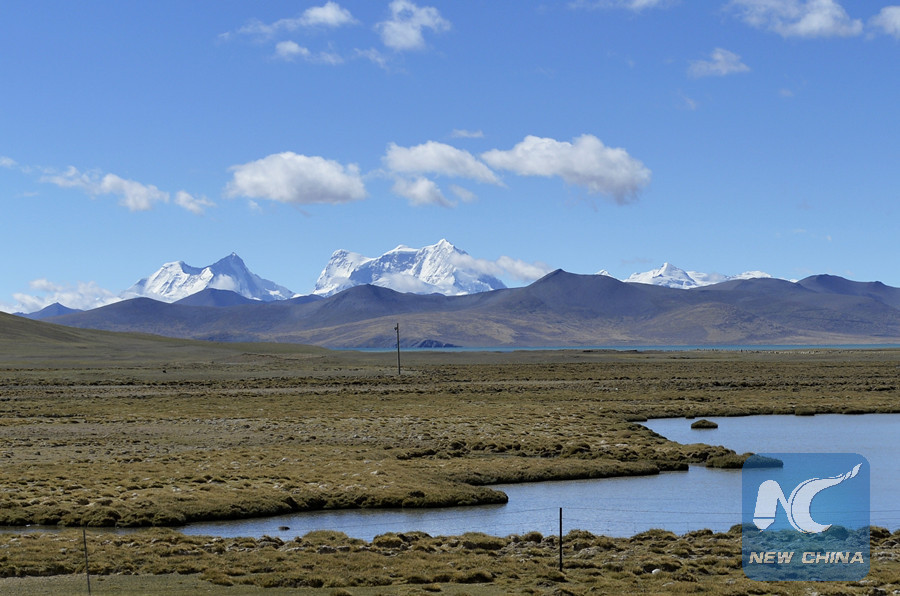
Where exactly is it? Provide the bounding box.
[1,349,898,527]
[0,526,897,594]
[0,346,898,592]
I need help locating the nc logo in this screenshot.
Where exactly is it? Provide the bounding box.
[752,463,862,533]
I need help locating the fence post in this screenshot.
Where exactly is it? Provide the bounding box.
[83,526,92,595]
[559,507,563,572]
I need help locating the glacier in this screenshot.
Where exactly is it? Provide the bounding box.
[313,239,508,297]
[622,262,772,289]
[122,253,294,303]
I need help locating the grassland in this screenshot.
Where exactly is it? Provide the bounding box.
[0,320,898,593]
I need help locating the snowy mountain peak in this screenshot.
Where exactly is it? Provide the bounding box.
[623,262,772,289]
[313,239,507,297]
[625,262,697,289]
[123,254,294,303]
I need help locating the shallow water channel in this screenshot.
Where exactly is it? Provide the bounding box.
[178,413,900,540]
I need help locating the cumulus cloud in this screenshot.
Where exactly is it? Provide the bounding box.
[235,1,356,37]
[0,156,17,169]
[376,0,450,51]
[42,166,169,211]
[97,173,170,211]
[391,176,452,207]
[688,48,750,78]
[729,0,863,38]
[225,152,366,205]
[384,141,500,184]
[9,279,120,314]
[299,1,357,27]
[481,134,651,204]
[275,41,311,60]
[449,253,553,282]
[870,6,900,38]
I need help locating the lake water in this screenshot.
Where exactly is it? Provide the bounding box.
[351,344,900,353]
[179,413,900,540]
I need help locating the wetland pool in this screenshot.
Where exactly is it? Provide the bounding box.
[179,413,900,540]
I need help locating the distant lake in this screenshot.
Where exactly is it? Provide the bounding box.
[180,414,900,540]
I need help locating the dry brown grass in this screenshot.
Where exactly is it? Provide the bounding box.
[0,342,898,593]
[1,526,898,594]
[1,349,898,527]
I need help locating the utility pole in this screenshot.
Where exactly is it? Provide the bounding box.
[394,323,401,376]
[559,507,563,572]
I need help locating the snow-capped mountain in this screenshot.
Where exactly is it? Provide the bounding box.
[624,262,700,289]
[313,239,507,297]
[623,262,771,289]
[122,253,294,303]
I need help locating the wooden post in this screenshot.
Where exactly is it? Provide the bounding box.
[559,507,563,572]
[394,323,401,376]
[83,526,92,595]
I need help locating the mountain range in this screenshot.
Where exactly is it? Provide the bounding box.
[22,240,777,317]
[15,241,900,348]
[35,270,900,348]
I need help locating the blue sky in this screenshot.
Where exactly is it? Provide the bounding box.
[2,0,899,312]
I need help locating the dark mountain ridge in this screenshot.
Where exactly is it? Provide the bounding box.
[40,272,900,348]
[18,302,83,320]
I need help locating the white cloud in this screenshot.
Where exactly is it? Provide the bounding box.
[375,272,436,293]
[870,6,900,38]
[276,43,343,64]
[569,0,675,10]
[688,48,750,78]
[391,176,452,207]
[42,166,169,211]
[275,41,311,60]
[375,0,450,51]
[384,141,500,184]
[237,19,291,38]
[299,2,357,28]
[9,279,120,313]
[355,48,390,68]
[236,2,356,37]
[174,191,215,215]
[729,0,863,38]
[449,184,476,202]
[451,129,484,139]
[315,51,343,65]
[225,152,366,205]
[274,41,344,64]
[0,156,17,168]
[449,253,553,282]
[481,134,651,204]
[97,173,169,211]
